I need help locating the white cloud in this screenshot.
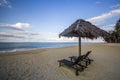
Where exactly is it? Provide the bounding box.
[0,31,39,36]
[0,22,30,31]
[11,23,30,28]
[0,22,30,28]
[101,24,115,31]
[0,36,28,42]
[86,8,120,24]
[0,32,26,39]
[0,0,12,8]
[0,22,40,42]
[47,37,77,42]
[86,8,120,32]
[0,31,40,42]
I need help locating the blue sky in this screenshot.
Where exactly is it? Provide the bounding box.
[0,0,120,42]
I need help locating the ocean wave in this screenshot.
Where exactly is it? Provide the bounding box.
[0,48,40,54]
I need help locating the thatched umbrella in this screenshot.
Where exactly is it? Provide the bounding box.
[59,19,108,56]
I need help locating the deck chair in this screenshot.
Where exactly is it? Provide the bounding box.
[69,51,93,66]
[58,56,84,76]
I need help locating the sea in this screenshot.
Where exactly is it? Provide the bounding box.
[0,42,94,53]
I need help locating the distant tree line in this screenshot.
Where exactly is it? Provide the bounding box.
[104,18,120,43]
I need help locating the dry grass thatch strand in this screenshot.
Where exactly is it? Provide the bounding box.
[59,19,108,39]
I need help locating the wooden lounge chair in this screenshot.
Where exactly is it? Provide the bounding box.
[58,56,85,76]
[69,51,93,66]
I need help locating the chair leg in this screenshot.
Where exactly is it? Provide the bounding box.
[86,61,88,66]
[70,57,72,62]
[59,62,62,67]
[70,57,74,62]
[89,60,91,64]
[76,69,79,76]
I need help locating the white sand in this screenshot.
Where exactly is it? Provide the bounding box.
[0,43,120,80]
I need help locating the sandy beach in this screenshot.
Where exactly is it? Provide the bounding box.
[0,43,120,80]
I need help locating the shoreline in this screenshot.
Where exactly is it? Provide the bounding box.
[0,43,105,54]
[0,42,103,54]
[0,45,75,55]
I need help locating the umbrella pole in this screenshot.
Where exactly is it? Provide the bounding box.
[79,37,81,56]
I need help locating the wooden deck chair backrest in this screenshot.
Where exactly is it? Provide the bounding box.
[82,51,92,59]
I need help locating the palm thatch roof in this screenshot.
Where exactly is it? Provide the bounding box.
[59,19,108,39]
